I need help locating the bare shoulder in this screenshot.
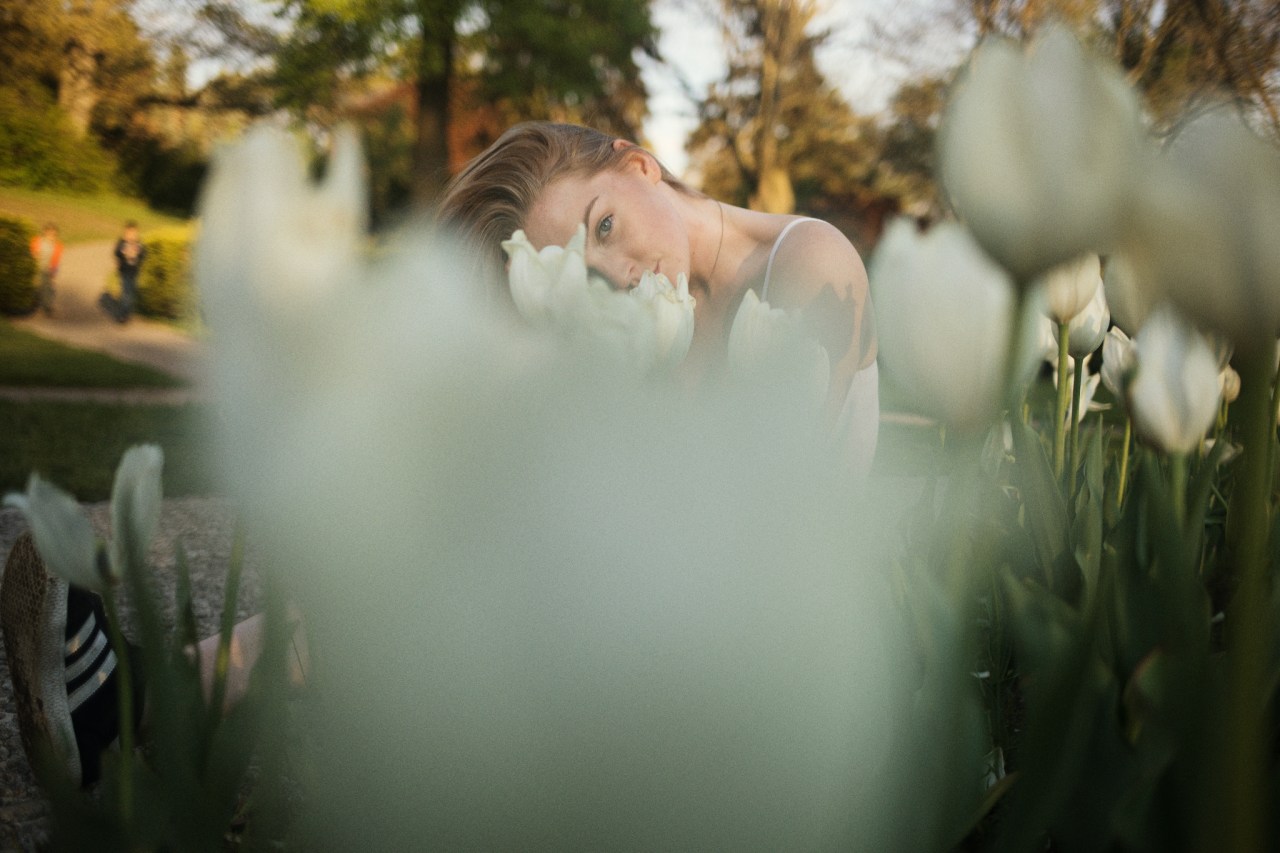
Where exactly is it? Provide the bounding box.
[765,219,868,311]
[766,218,876,370]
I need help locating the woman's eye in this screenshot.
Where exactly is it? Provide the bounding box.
[596,215,614,240]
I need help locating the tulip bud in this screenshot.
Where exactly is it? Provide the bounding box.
[3,475,104,592]
[1100,326,1134,399]
[938,26,1144,282]
[869,218,1021,433]
[1041,253,1102,324]
[1054,273,1110,358]
[1129,306,1222,454]
[1219,366,1241,404]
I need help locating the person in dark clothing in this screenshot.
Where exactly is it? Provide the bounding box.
[103,221,145,323]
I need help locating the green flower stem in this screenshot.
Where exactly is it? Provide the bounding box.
[100,586,134,823]
[1266,358,1280,495]
[1069,355,1084,495]
[1169,452,1188,527]
[999,289,1029,413]
[1117,417,1132,506]
[1217,351,1273,853]
[1053,321,1071,478]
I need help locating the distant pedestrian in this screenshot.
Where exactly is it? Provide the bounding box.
[104,221,145,323]
[29,223,62,316]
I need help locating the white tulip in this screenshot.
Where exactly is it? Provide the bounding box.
[1053,273,1110,359]
[1102,252,1153,335]
[1129,305,1223,454]
[631,269,697,371]
[1219,366,1241,405]
[502,226,591,327]
[938,25,1145,282]
[4,476,103,592]
[1120,111,1280,354]
[4,445,165,591]
[728,289,830,412]
[1100,326,1134,399]
[869,218,1020,432]
[109,444,164,573]
[1040,253,1103,325]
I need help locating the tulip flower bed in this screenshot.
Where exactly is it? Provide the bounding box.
[5,23,1280,853]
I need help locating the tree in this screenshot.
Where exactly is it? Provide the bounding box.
[267,0,659,203]
[690,0,835,213]
[949,0,1280,138]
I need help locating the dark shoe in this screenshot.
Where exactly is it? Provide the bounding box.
[1,533,139,786]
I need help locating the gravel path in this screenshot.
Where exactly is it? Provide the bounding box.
[0,497,261,851]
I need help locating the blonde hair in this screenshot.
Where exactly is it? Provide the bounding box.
[437,121,690,292]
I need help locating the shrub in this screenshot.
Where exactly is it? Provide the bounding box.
[136,225,195,320]
[0,214,37,315]
[0,87,117,193]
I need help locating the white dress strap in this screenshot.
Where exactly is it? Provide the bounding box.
[761,217,818,302]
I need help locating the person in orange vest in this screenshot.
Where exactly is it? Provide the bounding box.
[30,223,63,316]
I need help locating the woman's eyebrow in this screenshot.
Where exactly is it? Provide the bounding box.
[582,196,599,240]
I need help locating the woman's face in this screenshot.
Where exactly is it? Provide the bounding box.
[524,152,690,290]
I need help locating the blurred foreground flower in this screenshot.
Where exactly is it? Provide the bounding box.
[1121,111,1280,355]
[728,289,830,412]
[870,218,1023,432]
[1129,306,1222,454]
[4,445,164,592]
[938,25,1144,282]
[195,127,956,848]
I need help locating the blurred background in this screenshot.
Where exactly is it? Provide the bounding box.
[0,0,1277,503]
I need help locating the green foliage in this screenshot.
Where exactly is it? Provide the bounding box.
[0,87,117,193]
[0,185,186,244]
[137,226,196,321]
[0,401,210,500]
[18,450,295,849]
[0,213,37,315]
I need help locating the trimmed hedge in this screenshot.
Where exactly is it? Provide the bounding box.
[136,225,195,320]
[0,214,37,315]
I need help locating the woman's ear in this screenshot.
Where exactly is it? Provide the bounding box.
[615,142,662,183]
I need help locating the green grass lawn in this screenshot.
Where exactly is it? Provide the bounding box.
[0,320,184,387]
[0,186,187,244]
[0,400,214,501]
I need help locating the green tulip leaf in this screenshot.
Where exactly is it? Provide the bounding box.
[1011,419,1070,588]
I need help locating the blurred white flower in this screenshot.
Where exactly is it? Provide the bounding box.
[196,127,941,849]
[4,445,165,592]
[728,289,830,412]
[4,476,102,592]
[1219,366,1241,405]
[1129,306,1222,454]
[1102,252,1154,335]
[938,25,1144,282]
[1041,253,1103,325]
[109,444,164,574]
[1057,277,1110,359]
[1100,326,1134,399]
[869,218,1022,432]
[1120,110,1280,354]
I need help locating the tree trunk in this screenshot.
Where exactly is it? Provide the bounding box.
[58,37,98,137]
[411,3,457,207]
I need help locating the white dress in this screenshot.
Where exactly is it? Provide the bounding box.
[760,218,880,477]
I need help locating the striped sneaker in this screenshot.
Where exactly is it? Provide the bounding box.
[1,532,141,787]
